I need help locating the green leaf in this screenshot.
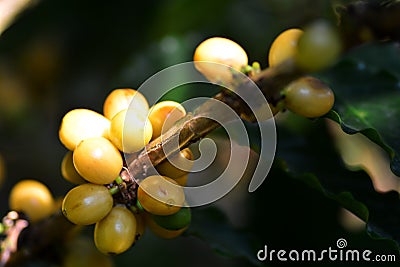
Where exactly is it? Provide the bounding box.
[319,42,400,175]
[247,157,400,266]
[274,114,400,249]
[291,170,400,255]
[282,158,369,223]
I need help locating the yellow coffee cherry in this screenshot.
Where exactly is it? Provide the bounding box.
[62,183,113,225]
[103,88,149,120]
[148,101,186,139]
[9,179,54,222]
[268,28,304,67]
[137,175,185,216]
[156,148,193,179]
[59,109,110,151]
[144,212,187,239]
[61,151,86,184]
[283,76,335,118]
[295,21,342,71]
[109,109,153,153]
[94,205,137,255]
[73,137,122,185]
[193,37,248,84]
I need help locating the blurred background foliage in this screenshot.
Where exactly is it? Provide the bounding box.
[0,0,399,266]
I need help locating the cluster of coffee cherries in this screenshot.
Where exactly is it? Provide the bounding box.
[57,88,194,255]
[5,21,341,260]
[6,181,118,267]
[193,21,341,118]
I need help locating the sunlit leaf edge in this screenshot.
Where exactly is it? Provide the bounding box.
[324,110,400,176]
